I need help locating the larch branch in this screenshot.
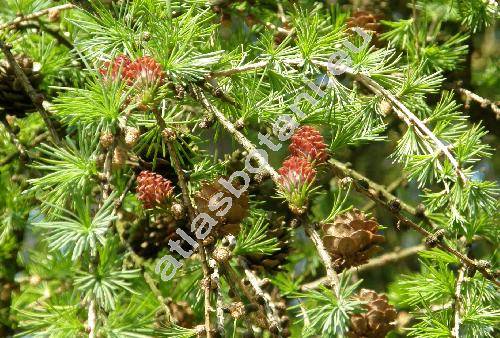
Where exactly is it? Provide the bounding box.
[238,257,284,336]
[456,87,500,119]
[152,105,213,338]
[1,118,29,162]
[209,259,225,336]
[191,85,342,295]
[0,3,76,31]
[361,176,405,212]
[329,158,499,286]
[206,58,469,183]
[0,131,48,167]
[304,222,340,295]
[16,21,74,50]
[354,73,468,183]
[301,244,426,291]
[330,158,433,228]
[87,300,97,338]
[218,262,257,335]
[0,40,61,144]
[190,85,280,183]
[209,60,270,78]
[451,266,466,338]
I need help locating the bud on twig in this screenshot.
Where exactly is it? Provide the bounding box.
[389,199,401,212]
[174,83,185,99]
[254,169,269,183]
[227,302,245,319]
[48,8,60,22]
[425,229,446,248]
[171,202,185,220]
[200,277,214,290]
[200,114,214,128]
[476,260,491,270]
[339,177,353,188]
[124,126,140,148]
[415,203,426,218]
[378,99,392,116]
[212,246,232,263]
[161,127,176,141]
[234,118,245,130]
[112,145,128,168]
[357,179,369,190]
[100,132,114,149]
[194,324,206,336]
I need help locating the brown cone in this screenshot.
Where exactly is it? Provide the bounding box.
[347,10,383,35]
[168,301,195,328]
[346,9,384,47]
[348,289,397,338]
[194,179,249,237]
[0,54,42,118]
[127,214,189,259]
[322,209,384,272]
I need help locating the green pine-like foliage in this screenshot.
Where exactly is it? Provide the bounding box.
[1,0,498,337]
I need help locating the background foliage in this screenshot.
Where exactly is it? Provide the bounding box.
[0,0,498,337]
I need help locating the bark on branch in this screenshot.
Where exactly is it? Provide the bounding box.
[330,159,434,228]
[190,84,280,183]
[451,266,466,337]
[301,244,426,291]
[208,58,469,183]
[329,158,499,286]
[354,73,468,183]
[304,223,341,294]
[0,3,76,31]
[456,87,500,120]
[0,40,61,144]
[239,257,284,336]
[191,85,342,295]
[1,118,29,162]
[152,105,213,338]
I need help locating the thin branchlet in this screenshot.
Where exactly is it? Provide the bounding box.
[451,266,466,338]
[0,3,76,31]
[2,2,498,337]
[239,257,284,336]
[152,104,213,337]
[329,159,499,286]
[302,244,426,291]
[0,40,61,144]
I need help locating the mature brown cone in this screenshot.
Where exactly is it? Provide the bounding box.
[346,10,383,36]
[154,301,194,328]
[194,179,249,238]
[348,289,397,338]
[0,54,42,118]
[126,214,189,259]
[322,209,384,272]
[245,213,292,274]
